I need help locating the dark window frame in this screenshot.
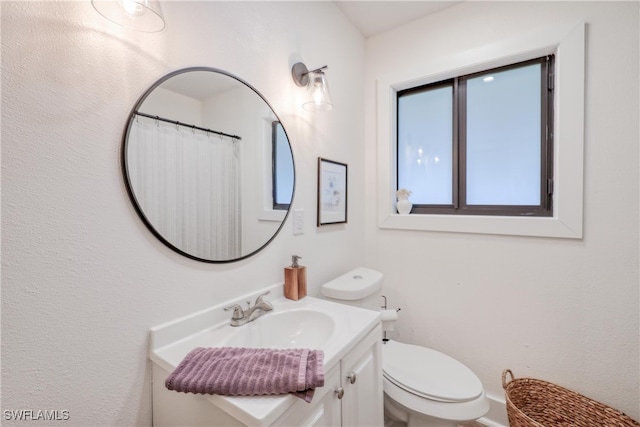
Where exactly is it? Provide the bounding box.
[271,121,290,211]
[397,56,554,217]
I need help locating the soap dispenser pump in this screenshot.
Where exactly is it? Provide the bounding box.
[284,255,307,300]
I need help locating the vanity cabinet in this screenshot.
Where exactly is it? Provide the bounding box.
[271,364,342,427]
[150,295,383,427]
[152,324,383,427]
[340,325,383,427]
[273,324,383,427]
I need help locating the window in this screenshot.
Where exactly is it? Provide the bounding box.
[376,22,584,238]
[272,121,293,210]
[397,56,554,217]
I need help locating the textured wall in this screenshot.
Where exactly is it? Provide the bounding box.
[364,1,640,422]
[4,2,638,426]
[1,1,365,425]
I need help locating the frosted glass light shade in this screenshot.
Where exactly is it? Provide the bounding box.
[303,71,333,111]
[92,0,166,33]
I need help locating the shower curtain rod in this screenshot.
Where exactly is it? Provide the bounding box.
[134,111,242,141]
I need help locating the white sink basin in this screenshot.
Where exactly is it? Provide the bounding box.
[218,309,335,349]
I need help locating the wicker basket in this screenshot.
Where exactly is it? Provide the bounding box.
[502,369,639,427]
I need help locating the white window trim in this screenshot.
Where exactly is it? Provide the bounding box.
[376,21,585,239]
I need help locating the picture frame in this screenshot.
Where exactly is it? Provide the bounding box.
[317,157,348,226]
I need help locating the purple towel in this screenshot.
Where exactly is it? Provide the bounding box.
[165,347,325,403]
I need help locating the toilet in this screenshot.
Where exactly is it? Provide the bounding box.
[321,267,489,427]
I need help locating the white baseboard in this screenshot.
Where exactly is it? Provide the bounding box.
[478,393,509,427]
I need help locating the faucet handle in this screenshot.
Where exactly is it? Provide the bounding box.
[224,304,245,320]
[254,290,271,304]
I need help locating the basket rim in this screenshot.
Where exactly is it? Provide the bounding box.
[502,369,563,391]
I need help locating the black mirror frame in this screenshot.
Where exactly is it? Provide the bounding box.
[121,66,295,263]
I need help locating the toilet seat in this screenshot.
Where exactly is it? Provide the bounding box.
[382,340,483,403]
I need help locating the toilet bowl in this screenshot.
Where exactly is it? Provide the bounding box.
[382,340,489,426]
[321,267,489,427]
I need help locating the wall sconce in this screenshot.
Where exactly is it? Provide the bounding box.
[291,62,333,112]
[91,0,166,33]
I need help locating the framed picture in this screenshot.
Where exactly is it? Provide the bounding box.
[317,158,348,226]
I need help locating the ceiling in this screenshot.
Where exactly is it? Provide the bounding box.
[334,1,462,38]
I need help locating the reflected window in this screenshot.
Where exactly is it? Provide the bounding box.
[272,121,293,210]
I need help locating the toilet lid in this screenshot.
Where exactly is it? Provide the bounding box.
[382,340,483,403]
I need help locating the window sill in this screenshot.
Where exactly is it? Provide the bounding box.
[257,209,286,222]
[379,212,582,239]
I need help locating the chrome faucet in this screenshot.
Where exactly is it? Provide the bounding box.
[224,291,273,327]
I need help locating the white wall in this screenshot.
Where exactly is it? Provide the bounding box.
[364,1,639,422]
[143,87,204,125]
[1,1,365,425]
[4,1,639,425]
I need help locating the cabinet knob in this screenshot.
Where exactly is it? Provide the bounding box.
[347,372,357,384]
[335,387,344,399]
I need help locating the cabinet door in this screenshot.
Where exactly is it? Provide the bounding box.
[303,384,342,427]
[341,325,384,427]
[273,364,341,427]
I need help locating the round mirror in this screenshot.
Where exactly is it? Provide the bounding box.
[122,67,295,263]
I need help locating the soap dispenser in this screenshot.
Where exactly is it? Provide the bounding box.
[284,255,307,300]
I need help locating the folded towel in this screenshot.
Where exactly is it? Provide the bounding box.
[165,347,324,403]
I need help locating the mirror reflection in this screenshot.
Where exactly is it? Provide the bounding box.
[122,67,294,263]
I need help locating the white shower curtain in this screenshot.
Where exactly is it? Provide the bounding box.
[128,119,242,260]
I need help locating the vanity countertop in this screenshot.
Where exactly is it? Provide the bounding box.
[149,288,380,426]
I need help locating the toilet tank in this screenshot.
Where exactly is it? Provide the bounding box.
[321,267,383,311]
